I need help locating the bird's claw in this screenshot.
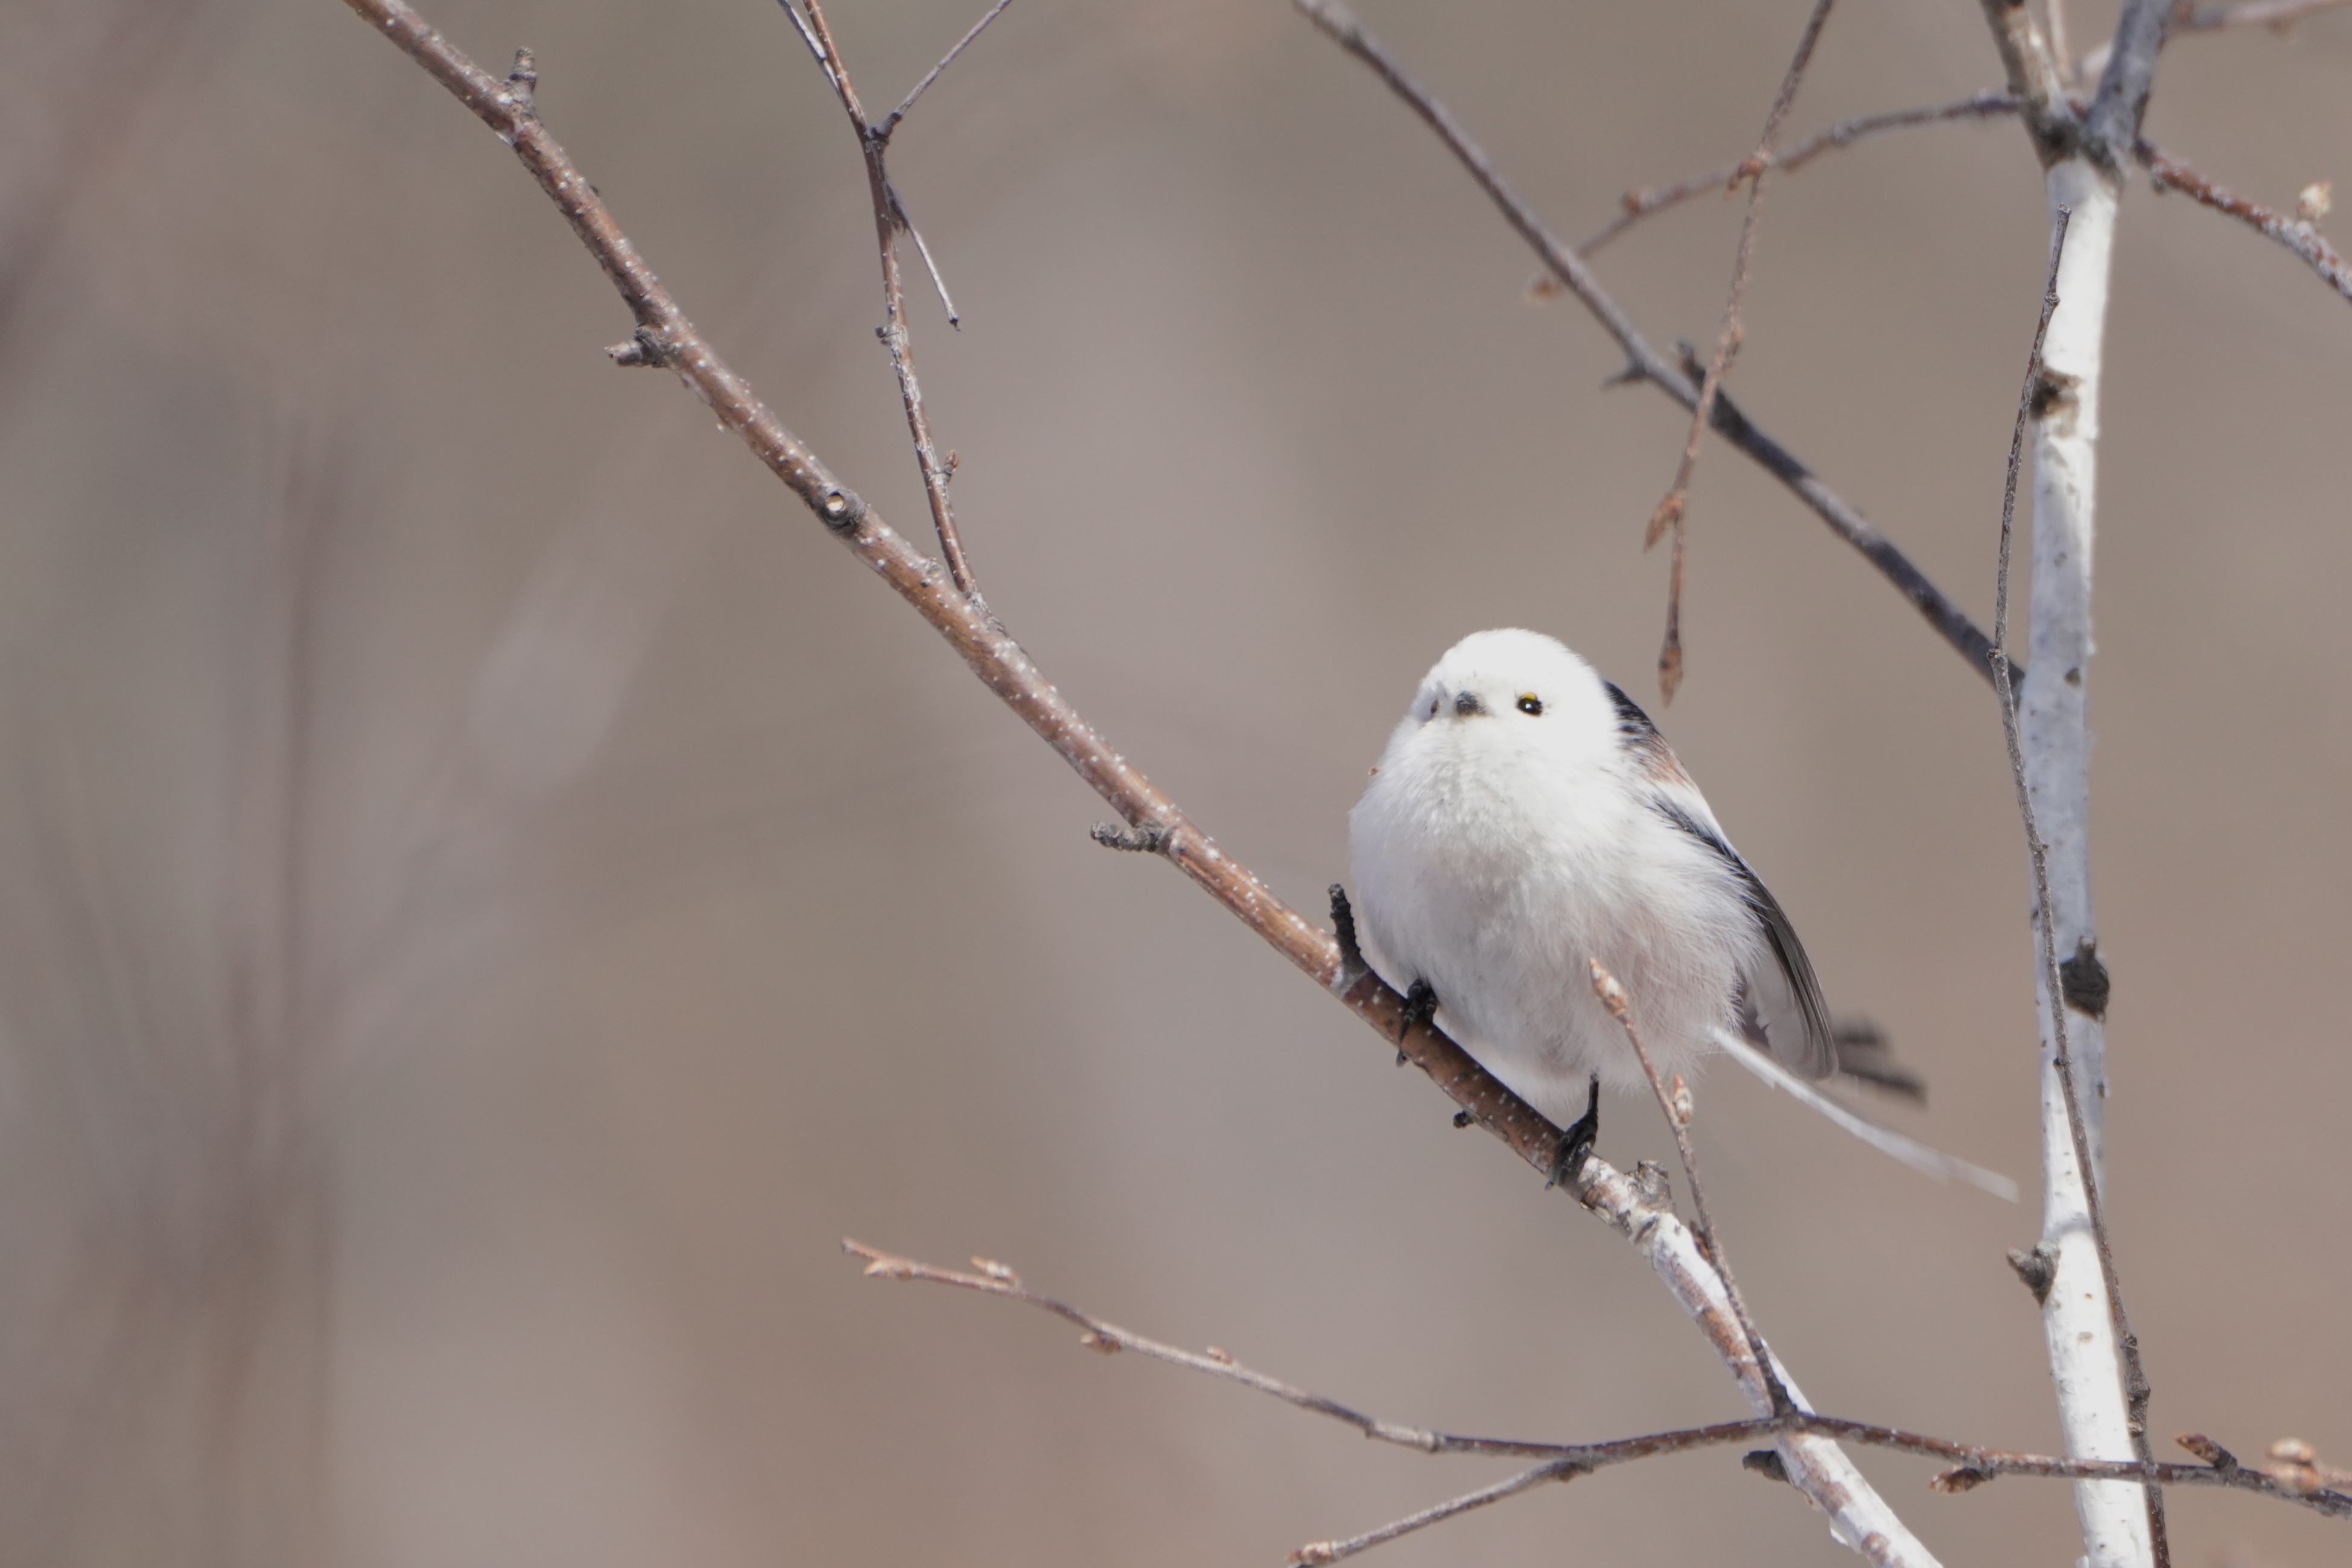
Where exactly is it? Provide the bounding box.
[1547,1074,1602,1190]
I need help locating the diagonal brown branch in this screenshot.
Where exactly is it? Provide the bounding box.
[1291,0,2014,696]
[2137,139,2352,305]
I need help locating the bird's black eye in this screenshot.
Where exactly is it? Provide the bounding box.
[1517,694,1543,716]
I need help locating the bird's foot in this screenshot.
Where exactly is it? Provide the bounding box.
[1547,1074,1602,1190]
[1395,978,1439,1063]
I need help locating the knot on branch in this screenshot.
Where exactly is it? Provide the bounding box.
[819,488,865,530]
[2029,367,2082,431]
[606,326,675,369]
[1090,822,1167,854]
[2006,1243,2058,1304]
[504,48,538,118]
[2059,937,2110,1020]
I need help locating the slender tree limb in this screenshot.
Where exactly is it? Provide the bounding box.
[881,0,1015,141]
[1289,1462,1582,1564]
[1977,0,2082,164]
[2137,139,2352,304]
[2085,0,2172,168]
[841,1242,2352,1522]
[2172,0,2352,28]
[779,1,980,594]
[1291,0,2012,694]
[1646,0,1836,701]
[1589,962,1785,1415]
[1570,92,2021,261]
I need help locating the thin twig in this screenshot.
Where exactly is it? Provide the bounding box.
[2172,0,2351,30]
[1589,962,1788,1415]
[2137,139,2352,305]
[1291,0,2014,694]
[1569,92,2020,260]
[881,0,1015,141]
[1647,0,1836,702]
[841,1242,2352,1521]
[1290,1462,1583,1564]
[784,0,982,594]
[1992,206,2167,1568]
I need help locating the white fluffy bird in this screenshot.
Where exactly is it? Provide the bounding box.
[1348,628,1835,1135]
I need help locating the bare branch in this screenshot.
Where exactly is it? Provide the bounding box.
[881,0,1015,141]
[1647,0,1836,701]
[1590,962,1787,1414]
[842,1242,2352,1522]
[2137,139,2352,305]
[1993,203,2166,1568]
[2085,0,2172,167]
[1570,92,2020,261]
[2173,0,2352,28]
[788,0,982,594]
[1290,1463,1582,1564]
[1976,0,2082,163]
[1291,0,2012,695]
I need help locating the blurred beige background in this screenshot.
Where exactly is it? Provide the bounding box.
[0,0,2346,1563]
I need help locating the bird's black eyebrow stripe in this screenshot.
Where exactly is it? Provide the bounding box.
[1603,681,1664,748]
[1645,795,1834,1053]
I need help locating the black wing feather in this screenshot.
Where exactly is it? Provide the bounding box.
[1647,796,1837,1079]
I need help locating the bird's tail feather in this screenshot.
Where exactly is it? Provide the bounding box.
[1710,1027,2018,1202]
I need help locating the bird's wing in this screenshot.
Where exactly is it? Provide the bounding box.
[1601,680,1838,1081]
[1644,782,1839,1082]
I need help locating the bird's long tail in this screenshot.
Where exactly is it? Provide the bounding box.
[1709,1026,2018,1201]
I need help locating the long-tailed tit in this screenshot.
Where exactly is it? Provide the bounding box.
[1349,628,1834,1173]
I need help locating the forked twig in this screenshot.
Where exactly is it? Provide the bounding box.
[779,0,982,595]
[1568,91,2020,260]
[1647,0,1836,702]
[841,1242,2352,1523]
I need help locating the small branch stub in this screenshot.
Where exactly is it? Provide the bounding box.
[607,326,670,368]
[2008,1243,2059,1304]
[1090,821,1167,854]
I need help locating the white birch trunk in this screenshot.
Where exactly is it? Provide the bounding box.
[2022,158,2150,1568]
